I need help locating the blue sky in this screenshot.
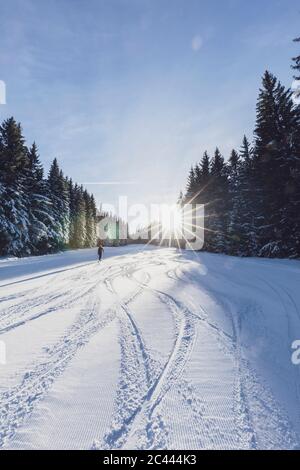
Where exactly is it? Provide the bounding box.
[0,0,299,213]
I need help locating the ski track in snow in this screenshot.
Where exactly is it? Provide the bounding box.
[0,259,150,446]
[0,246,300,449]
[165,259,300,449]
[98,271,196,450]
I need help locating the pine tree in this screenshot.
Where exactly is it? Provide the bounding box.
[197,152,211,249]
[68,178,77,248]
[192,152,211,204]
[26,143,57,254]
[194,163,202,187]
[278,86,300,257]
[254,71,300,257]
[236,136,258,256]
[227,149,241,254]
[90,194,98,244]
[201,151,210,180]
[0,118,30,255]
[48,158,70,248]
[0,117,28,185]
[84,190,97,247]
[186,166,196,200]
[27,142,43,181]
[209,148,229,252]
[72,184,86,248]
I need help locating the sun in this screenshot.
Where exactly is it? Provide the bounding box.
[160,204,183,236]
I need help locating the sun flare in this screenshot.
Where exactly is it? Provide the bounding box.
[160,205,183,236]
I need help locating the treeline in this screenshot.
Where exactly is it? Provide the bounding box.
[182,46,300,259]
[0,117,98,256]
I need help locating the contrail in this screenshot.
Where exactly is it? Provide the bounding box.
[80,181,138,186]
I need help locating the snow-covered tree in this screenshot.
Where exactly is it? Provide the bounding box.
[254,71,300,257]
[48,158,70,248]
[0,117,101,257]
[26,143,58,254]
[227,149,241,255]
[0,118,30,256]
[84,190,97,247]
[208,148,229,253]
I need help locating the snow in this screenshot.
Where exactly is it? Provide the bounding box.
[0,245,300,449]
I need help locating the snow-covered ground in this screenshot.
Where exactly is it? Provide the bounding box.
[0,245,300,450]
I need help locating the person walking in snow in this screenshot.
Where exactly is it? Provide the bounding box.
[97,242,104,262]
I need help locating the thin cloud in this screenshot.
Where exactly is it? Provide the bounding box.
[191,35,203,52]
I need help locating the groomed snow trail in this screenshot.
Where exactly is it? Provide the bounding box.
[0,246,299,449]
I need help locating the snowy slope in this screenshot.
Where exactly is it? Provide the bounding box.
[0,246,300,449]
